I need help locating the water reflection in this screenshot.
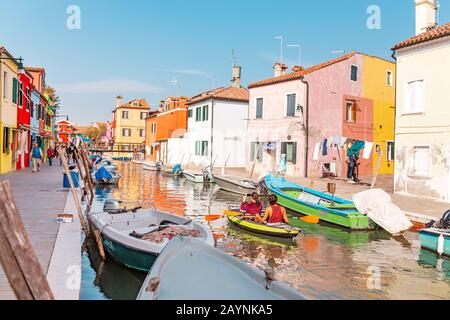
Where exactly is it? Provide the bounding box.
[80,162,450,300]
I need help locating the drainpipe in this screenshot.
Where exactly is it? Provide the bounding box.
[300,76,310,178]
[210,99,215,167]
[391,49,398,192]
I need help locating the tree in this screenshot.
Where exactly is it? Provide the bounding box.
[43,86,61,108]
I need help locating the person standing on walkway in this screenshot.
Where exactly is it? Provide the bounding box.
[47,145,55,166]
[31,142,44,173]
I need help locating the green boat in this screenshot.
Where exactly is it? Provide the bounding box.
[89,209,215,272]
[263,175,372,230]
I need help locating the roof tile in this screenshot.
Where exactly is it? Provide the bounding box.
[393,22,450,50]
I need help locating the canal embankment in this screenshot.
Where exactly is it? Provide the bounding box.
[0,164,81,300]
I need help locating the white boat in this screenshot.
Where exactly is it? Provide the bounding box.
[137,236,307,300]
[91,169,121,185]
[89,206,215,272]
[214,175,259,195]
[142,161,162,172]
[131,159,142,165]
[183,166,215,184]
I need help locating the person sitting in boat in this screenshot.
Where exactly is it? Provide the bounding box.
[261,195,289,225]
[240,192,263,221]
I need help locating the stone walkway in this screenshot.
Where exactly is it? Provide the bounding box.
[0,164,68,300]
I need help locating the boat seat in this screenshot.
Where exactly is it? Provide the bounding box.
[298,192,321,205]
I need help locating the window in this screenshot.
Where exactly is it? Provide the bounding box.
[26,88,31,111]
[140,112,148,120]
[122,128,131,137]
[122,110,129,119]
[139,129,145,137]
[188,109,193,118]
[287,94,296,117]
[281,142,297,164]
[195,107,202,121]
[256,98,263,119]
[202,105,209,121]
[387,141,395,161]
[351,65,358,81]
[3,72,7,99]
[30,102,34,118]
[150,146,154,155]
[3,127,10,154]
[195,141,209,156]
[12,77,18,103]
[18,81,23,106]
[405,80,424,114]
[413,146,430,177]
[386,71,393,87]
[250,142,263,163]
[346,101,356,122]
[151,123,156,134]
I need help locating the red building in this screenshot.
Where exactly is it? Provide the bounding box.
[16,71,34,170]
[56,120,76,143]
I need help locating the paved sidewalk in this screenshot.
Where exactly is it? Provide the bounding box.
[213,167,449,221]
[0,164,68,300]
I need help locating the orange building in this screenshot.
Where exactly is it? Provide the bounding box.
[145,96,190,162]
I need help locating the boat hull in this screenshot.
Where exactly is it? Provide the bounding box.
[227,215,300,238]
[183,171,215,184]
[419,229,450,256]
[264,176,371,230]
[215,176,257,195]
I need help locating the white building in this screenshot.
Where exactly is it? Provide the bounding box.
[182,66,249,168]
[392,0,450,202]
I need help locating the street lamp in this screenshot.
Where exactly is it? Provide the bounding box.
[0,55,25,74]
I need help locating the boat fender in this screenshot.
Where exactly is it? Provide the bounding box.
[264,267,275,290]
[146,277,161,293]
[437,234,445,256]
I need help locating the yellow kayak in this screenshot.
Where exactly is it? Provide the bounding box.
[227,214,300,239]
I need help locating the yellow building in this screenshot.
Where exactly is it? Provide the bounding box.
[112,96,149,146]
[362,55,396,175]
[0,47,20,174]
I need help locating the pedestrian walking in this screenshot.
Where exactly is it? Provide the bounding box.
[31,142,43,173]
[47,145,55,166]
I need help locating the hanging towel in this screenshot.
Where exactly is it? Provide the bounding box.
[339,136,348,149]
[313,142,321,160]
[363,142,374,159]
[322,139,328,156]
[347,140,365,158]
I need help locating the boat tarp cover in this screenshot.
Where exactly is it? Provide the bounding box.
[353,189,412,235]
[95,166,113,181]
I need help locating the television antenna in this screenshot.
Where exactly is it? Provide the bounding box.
[331,50,346,55]
[436,0,441,25]
[274,35,283,64]
[287,44,302,66]
[170,77,179,96]
[231,48,238,67]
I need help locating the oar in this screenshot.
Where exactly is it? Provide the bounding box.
[297,216,320,224]
[204,210,243,222]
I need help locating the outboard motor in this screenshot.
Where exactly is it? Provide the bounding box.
[426,209,450,229]
[156,161,163,170]
[103,199,123,214]
[202,166,213,182]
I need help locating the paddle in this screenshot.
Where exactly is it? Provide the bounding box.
[204,210,243,222]
[298,216,320,224]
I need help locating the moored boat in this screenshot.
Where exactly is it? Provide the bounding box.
[137,236,307,300]
[89,208,215,272]
[91,168,121,185]
[142,161,162,172]
[112,156,132,161]
[214,175,259,195]
[262,175,372,230]
[183,166,215,184]
[227,210,300,239]
[419,228,450,257]
[161,164,183,177]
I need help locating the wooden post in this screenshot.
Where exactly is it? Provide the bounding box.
[222,154,231,176]
[371,150,384,189]
[79,148,95,203]
[250,143,263,179]
[309,150,323,189]
[94,230,106,261]
[57,148,89,236]
[73,149,87,200]
[0,181,55,300]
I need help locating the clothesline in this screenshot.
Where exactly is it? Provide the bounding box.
[312,134,374,161]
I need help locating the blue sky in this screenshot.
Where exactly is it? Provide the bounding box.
[1,0,449,124]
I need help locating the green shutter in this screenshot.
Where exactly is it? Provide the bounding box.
[12,78,18,103]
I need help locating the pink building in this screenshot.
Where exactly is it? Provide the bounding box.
[248,52,380,178]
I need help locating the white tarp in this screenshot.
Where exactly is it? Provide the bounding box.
[353,189,413,235]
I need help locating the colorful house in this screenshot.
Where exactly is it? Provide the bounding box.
[248,52,395,178]
[112,96,149,147]
[144,111,160,161]
[16,70,33,170]
[392,0,450,202]
[144,96,190,163]
[0,47,20,174]
[56,120,76,143]
[30,88,41,158]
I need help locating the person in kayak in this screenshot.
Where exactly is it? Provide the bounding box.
[240,192,263,221]
[261,195,289,225]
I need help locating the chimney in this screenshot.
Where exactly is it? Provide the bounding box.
[273,63,288,77]
[116,95,123,108]
[231,65,241,88]
[415,0,437,35]
[292,65,304,73]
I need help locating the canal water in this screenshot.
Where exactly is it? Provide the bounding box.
[80,162,450,300]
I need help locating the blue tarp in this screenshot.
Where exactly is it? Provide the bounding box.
[173,164,182,174]
[95,167,112,181]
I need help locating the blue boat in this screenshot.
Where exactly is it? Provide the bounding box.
[419,228,450,257]
[263,175,373,230]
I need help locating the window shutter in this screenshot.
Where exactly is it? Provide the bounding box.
[12,78,18,103]
[281,142,287,155]
[292,143,297,164]
[352,103,357,122]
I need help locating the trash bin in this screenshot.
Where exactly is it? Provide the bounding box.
[63,170,80,188]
